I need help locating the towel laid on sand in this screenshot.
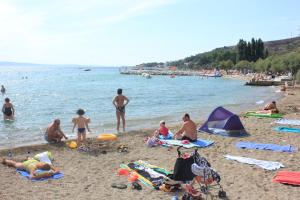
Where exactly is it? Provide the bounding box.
[160,139,214,148]
[158,131,174,140]
[224,155,284,170]
[245,112,283,118]
[275,119,300,126]
[17,169,64,182]
[236,142,296,152]
[273,171,300,185]
[273,126,300,133]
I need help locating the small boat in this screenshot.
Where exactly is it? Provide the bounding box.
[84,69,91,71]
[142,73,152,79]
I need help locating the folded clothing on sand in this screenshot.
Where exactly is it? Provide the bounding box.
[17,169,64,181]
[224,155,284,170]
[160,139,214,148]
[236,142,296,152]
[273,126,300,133]
[275,119,300,126]
[273,171,300,185]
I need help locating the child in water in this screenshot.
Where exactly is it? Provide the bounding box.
[72,109,91,147]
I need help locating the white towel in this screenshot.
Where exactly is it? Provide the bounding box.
[224,155,284,170]
[275,119,300,126]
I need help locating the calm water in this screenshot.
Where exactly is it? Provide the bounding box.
[0,66,280,148]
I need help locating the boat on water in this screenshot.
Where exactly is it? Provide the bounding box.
[141,73,152,79]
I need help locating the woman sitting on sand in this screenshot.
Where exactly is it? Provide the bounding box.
[2,157,59,179]
[263,101,279,114]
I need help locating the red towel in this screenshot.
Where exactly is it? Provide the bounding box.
[273,171,300,185]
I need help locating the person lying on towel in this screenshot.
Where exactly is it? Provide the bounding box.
[263,101,279,114]
[2,157,59,179]
[174,113,197,142]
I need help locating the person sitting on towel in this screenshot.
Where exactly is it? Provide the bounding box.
[263,101,279,113]
[174,113,197,142]
[154,120,169,138]
[2,157,59,179]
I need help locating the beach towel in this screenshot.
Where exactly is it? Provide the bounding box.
[273,171,300,185]
[273,126,300,133]
[236,142,296,153]
[160,139,214,148]
[224,155,284,170]
[17,169,64,182]
[158,131,174,140]
[275,119,300,126]
[245,111,283,118]
[134,160,171,175]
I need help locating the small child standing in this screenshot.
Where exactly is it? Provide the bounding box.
[72,109,91,147]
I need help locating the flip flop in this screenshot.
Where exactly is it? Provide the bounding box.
[111,183,127,189]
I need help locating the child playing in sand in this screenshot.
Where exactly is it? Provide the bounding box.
[72,109,91,147]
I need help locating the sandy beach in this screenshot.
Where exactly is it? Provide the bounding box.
[0,87,299,200]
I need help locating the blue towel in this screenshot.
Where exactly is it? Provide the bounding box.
[273,126,300,133]
[17,169,64,181]
[236,142,296,152]
[158,131,174,140]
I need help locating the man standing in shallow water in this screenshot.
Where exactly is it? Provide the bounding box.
[113,88,129,133]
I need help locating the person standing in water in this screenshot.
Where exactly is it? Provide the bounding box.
[1,85,6,95]
[113,88,129,133]
[72,109,91,147]
[2,98,15,120]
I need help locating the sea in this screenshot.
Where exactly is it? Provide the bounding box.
[0,66,281,149]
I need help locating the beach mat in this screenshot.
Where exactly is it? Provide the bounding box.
[275,119,300,126]
[273,126,300,133]
[160,139,214,148]
[245,111,283,118]
[273,171,300,185]
[158,131,174,140]
[224,155,284,170]
[236,142,296,152]
[17,169,64,181]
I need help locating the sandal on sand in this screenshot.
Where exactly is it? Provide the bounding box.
[111,183,127,189]
[117,145,128,153]
[131,182,142,190]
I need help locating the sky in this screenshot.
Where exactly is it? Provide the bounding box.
[0,0,300,66]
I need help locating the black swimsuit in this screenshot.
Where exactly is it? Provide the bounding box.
[3,107,12,116]
[116,106,125,113]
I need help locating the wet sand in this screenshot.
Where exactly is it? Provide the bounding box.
[0,88,299,200]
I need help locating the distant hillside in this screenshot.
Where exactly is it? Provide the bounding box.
[264,36,300,54]
[138,36,300,69]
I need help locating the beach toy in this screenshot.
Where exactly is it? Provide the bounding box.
[97,134,117,141]
[68,141,77,149]
[129,173,139,182]
[118,168,130,176]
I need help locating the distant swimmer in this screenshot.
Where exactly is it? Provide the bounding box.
[263,101,279,114]
[45,119,68,143]
[1,85,5,95]
[2,98,15,120]
[113,88,129,133]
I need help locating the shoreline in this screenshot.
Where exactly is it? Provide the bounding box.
[0,87,299,200]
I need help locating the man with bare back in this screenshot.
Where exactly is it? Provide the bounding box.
[113,88,129,133]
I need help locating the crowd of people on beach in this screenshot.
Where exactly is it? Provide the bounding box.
[1,83,282,181]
